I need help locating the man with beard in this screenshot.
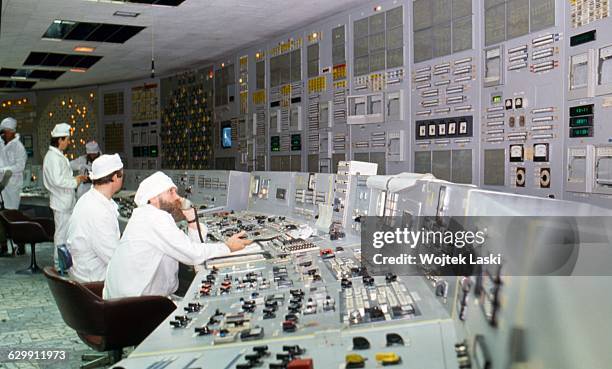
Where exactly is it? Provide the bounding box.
[103,171,251,299]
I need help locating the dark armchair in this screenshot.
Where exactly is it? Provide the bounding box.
[43,267,176,368]
[0,209,54,273]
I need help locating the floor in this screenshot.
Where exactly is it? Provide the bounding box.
[0,244,112,369]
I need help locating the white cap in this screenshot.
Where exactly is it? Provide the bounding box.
[51,123,71,137]
[91,154,123,180]
[85,141,101,154]
[0,117,17,131]
[134,171,176,207]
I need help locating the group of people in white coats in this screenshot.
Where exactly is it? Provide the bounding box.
[41,122,252,301]
[0,117,97,256]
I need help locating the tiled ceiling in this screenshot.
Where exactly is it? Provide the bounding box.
[0,0,372,91]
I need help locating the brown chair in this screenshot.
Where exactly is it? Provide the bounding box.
[43,267,176,368]
[0,209,54,274]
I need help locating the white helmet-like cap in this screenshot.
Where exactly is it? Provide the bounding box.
[0,117,17,131]
[90,154,123,180]
[134,171,176,207]
[85,140,101,154]
[51,123,71,137]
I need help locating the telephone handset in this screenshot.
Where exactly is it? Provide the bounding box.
[181,198,204,243]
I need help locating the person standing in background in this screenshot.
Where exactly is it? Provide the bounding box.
[0,117,27,256]
[43,123,88,267]
[70,140,101,199]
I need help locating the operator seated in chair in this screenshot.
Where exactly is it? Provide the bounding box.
[103,171,252,299]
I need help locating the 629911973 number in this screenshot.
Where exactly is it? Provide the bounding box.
[2,349,68,361]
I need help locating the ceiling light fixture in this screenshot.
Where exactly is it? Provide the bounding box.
[70,68,87,73]
[113,10,140,17]
[74,46,96,53]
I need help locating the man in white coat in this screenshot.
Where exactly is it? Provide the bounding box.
[67,154,123,282]
[43,123,88,267]
[70,140,101,199]
[103,171,252,299]
[0,117,27,256]
[0,117,27,210]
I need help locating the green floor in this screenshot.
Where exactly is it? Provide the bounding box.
[0,244,112,369]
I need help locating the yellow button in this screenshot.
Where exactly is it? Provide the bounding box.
[375,352,401,364]
[345,353,366,364]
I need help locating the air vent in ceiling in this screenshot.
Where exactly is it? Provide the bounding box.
[0,68,66,80]
[23,52,103,69]
[43,20,145,44]
[124,0,186,6]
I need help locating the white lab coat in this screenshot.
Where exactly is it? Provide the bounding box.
[43,146,78,254]
[0,134,27,209]
[67,188,120,282]
[70,155,93,199]
[103,204,230,299]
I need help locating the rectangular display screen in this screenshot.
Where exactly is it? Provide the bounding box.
[491,95,502,104]
[570,116,593,127]
[291,134,301,151]
[569,104,594,116]
[570,30,596,47]
[570,127,593,138]
[221,126,232,148]
[149,146,158,157]
[271,136,280,152]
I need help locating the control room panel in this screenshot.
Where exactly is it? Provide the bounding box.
[111,161,612,369]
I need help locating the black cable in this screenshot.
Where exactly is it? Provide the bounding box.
[194,207,204,243]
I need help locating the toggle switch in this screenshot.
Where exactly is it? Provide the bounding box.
[282,320,297,332]
[194,325,210,335]
[352,336,370,350]
[385,273,397,283]
[253,345,269,354]
[283,345,305,355]
[386,333,404,346]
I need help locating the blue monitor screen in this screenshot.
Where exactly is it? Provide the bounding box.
[222,127,232,148]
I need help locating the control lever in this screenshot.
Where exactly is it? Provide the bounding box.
[181,198,204,243]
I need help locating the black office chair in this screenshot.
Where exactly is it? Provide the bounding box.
[44,267,176,368]
[0,169,12,211]
[0,209,54,274]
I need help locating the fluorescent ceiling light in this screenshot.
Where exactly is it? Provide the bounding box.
[74,46,97,53]
[114,10,140,17]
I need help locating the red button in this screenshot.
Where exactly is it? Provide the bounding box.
[287,358,313,369]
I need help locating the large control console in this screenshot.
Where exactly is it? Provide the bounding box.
[104,162,612,369]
